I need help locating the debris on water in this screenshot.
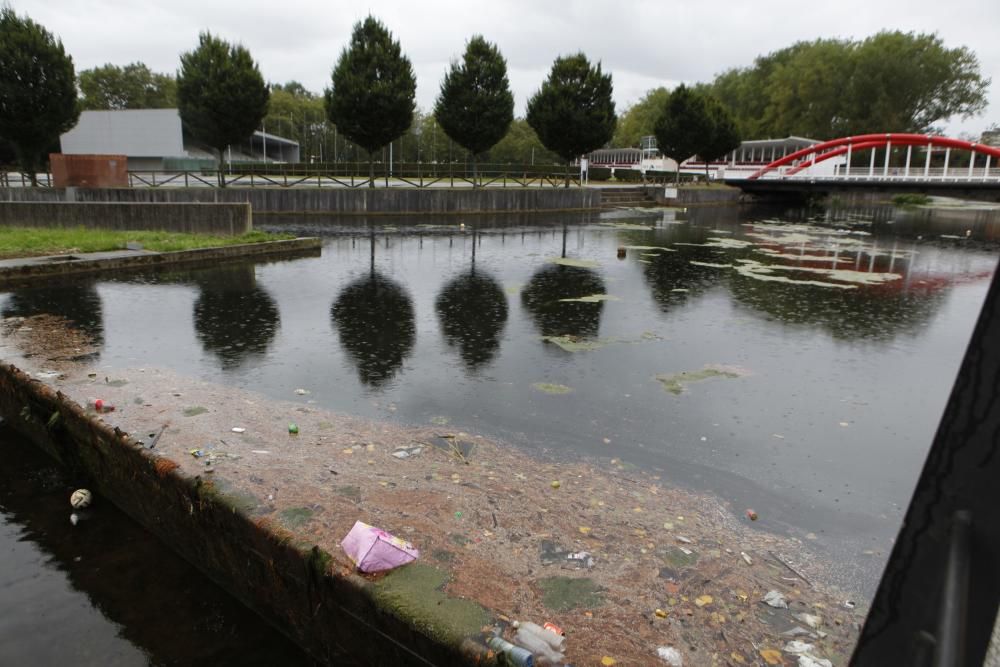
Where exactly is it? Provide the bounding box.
[763,590,788,608]
[694,594,713,607]
[548,257,601,269]
[486,636,534,666]
[656,365,746,395]
[689,260,733,268]
[760,648,783,665]
[601,657,617,666]
[251,449,270,454]
[784,640,814,654]
[288,423,299,434]
[741,551,753,565]
[657,646,683,666]
[844,599,857,609]
[183,406,208,417]
[87,398,115,413]
[655,608,668,618]
[340,520,419,573]
[551,480,561,489]
[676,535,693,544]
[70,488,92,509]
[578,526,591,535]
[532,382,573,395]
[566,551,594,568]
[35,370,60,380]
[392,445,423,459]
[558,293,620,303]
[429,415,450,426]
[189,449,204,458]
[746,509,759,521]
[795,612,822,628]
[798,654,833,667]
[294,388,310,395]
[231,427,246,433]
[541,335,609,352]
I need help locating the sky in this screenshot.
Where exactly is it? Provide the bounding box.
[12,0,999,138]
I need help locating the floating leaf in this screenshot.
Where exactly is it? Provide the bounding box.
[578,526,591,535]
[695,594,713,607]
[760,648,783,665]
[601,657,617,666]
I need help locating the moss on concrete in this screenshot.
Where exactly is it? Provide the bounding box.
[373,563,491,644]
[279,506,314,529]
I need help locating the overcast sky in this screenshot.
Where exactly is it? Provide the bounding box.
[12,0,999,137]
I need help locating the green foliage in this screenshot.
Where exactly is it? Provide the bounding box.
[700,94,741,163]
[891,193,931,207]
[653,85,710,165]
[79,62,177,110]
[707,31,989,139]
[177,32,269,173]
[527,53,616,164]
[0,8,79,183]
[325,15,416,181]
[487,118,560,164]
[435,35,514,157]
[613,87,670,147]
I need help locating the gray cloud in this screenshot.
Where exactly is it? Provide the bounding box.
[12,0,998,135]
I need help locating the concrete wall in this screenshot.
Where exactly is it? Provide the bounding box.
[649,185,743,206]
[0,186,599,215]
[0,201,252,235]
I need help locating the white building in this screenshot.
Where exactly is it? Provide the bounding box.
[60,109,299,170]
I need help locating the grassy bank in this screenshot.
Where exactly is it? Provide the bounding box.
[0,227,295,259]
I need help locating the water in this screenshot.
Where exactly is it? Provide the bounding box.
[1,204,996,601]
[0,427,312,665]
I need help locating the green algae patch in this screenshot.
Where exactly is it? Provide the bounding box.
[336,485,361,499]
[279,506,314,529]
[538,576,605,611]
[105,378,129,387]
[183,406,209,417]
[689,261,733,268]
[532,382,573,395]
[543,336,608,353]
[548,257,601,269]
[662,545,699,569]
[558,294,620,303]
[656,366,744,395]
[623,245,676,252]
[373,563,491,643]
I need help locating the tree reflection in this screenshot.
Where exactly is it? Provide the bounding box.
[522,264,606,338]
[331,270,416,389]
[436,269,508,371]
[2,284,105,355]
[729,275,941,341]
[192,265,280,369]
[623,226,727,314]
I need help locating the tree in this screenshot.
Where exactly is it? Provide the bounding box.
[0,8,79,185]
[79,62,177,110]
[527,53,616,186]
[613,87,670,148]
[177,32,269,186]
[487,119,560,165]
[653,85,711,182]
[707,32,989,139]
[434,35,514,185]
[697,95,741,179]
[325,16,416,187]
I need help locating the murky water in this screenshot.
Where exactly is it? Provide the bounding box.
[0,427,312,665]
[1,205,996,603]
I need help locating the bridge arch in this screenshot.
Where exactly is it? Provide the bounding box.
[748,134,1000,181]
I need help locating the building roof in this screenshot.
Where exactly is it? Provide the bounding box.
[737,136,820,149]
[60,109,187,158]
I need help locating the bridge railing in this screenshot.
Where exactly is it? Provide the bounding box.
[725,164,1000,183]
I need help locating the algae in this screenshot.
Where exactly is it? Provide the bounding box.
[662,545,700,569]
[537,576,605,611]
[279,506,315,528]
[183,406,209,417]
[558,294,620,303]
[548,257,601,269]
[622,245,676,252]
[689,261,733,269]
[656,366,743,395]
[373,563,491,643]
[532,382,573,394]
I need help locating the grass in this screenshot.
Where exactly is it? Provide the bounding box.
[0,227,295,259]
[891,193,932,207]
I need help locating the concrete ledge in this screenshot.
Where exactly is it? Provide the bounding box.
[0,187,599,215]
[0,201,252,235]
[0,238,321,287]
[0,362,491,665]
[647,185,743,206]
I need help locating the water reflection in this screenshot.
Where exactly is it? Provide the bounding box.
[331,262,416,389]
[436,268,508,371]
[1,284,104,357]
[192,266,280,369]
[521,264,606,338]
[624,226,727,313]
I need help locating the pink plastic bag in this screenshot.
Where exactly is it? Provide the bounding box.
[340,520,420,573]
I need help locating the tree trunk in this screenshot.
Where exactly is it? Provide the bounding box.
[217,148,227,188]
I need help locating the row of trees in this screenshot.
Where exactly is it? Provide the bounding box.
[613,32,990,150]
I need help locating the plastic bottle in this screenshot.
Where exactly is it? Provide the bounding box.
[487,636,534,667]
[514,628,564,664]
[87,398,115,413]
[517,621,566,652]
